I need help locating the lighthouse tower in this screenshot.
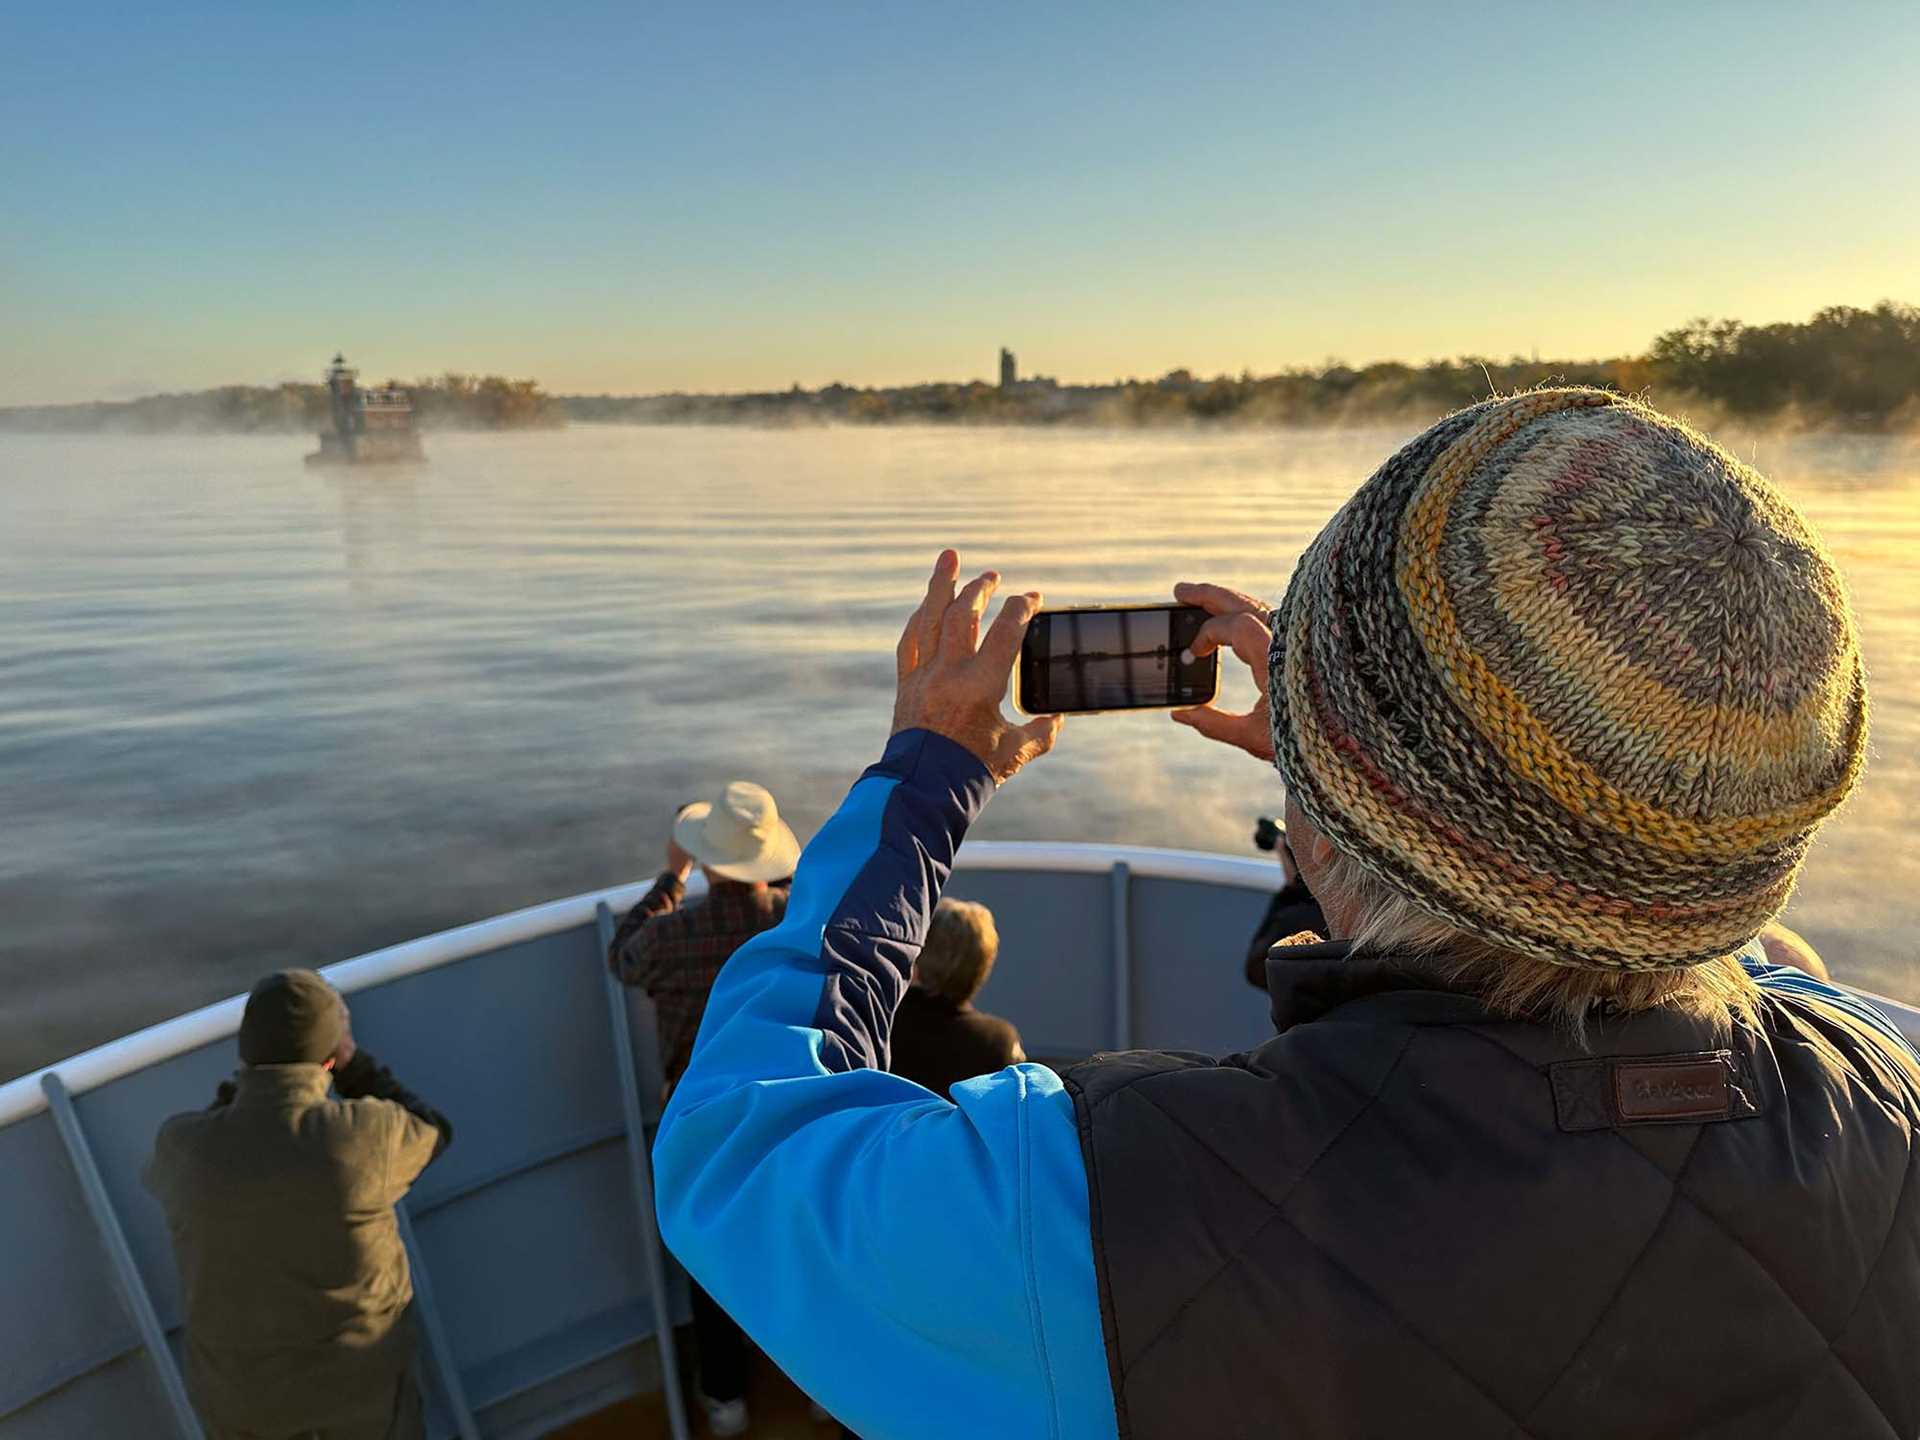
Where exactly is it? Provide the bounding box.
[325,354,359,447]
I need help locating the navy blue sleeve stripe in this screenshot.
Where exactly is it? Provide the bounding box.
[651,727,1118,1440]
[808,728,995,1074]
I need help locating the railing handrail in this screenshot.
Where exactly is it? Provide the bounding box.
[2,840,1914,1127]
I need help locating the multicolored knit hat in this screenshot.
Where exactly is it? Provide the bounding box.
[1269,388,1867,970]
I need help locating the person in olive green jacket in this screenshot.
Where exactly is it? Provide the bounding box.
[144,970,452,1440]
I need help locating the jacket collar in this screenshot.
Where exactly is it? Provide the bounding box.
[1264,937,1497,1034]
[234,1063,335,1104]
[1263,939,1746,1056]
[903,984,971,1015]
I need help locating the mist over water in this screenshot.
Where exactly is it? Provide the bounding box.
[2,424,1916,1080]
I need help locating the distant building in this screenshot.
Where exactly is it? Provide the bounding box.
[306,354,425,466]
[999,348,1016,389]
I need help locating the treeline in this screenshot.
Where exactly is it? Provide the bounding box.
[567,301,1920,431]
[9,304,1916,436]
[0,373,566,434]
[408,373,566,429]
[1646,304,1920,421]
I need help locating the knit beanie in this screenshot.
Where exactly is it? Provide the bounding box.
[238,969,347,1065]
[1268,388,1867,970]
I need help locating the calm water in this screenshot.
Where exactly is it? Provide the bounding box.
[3,424,1916,1079]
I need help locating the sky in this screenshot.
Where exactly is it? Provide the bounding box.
[3,0,1917,405]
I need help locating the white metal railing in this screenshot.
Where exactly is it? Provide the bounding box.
[2,841,1915,1127]
[0,877,662,1126]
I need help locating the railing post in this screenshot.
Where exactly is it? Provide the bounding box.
[396,1202,481,1440]
[1110,861,1133,1050]
[40,1073,206,1440]
[598,902,691,1440]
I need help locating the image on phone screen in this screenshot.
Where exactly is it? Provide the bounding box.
[1017,604,1218,714]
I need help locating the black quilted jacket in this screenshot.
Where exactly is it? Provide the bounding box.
[1065,943,1920,1440]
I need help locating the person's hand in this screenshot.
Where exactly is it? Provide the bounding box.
[1759,921,1831,982]
[666,835,695,881]
[330,1017,357,1072]
[892,550,1063,784]
[1169,580,1277,763]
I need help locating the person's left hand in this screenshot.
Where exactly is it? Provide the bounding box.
[1169,580,1277,763]
[892,550,1063,785]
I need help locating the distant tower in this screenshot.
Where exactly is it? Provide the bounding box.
[999,347,1017,389]
[324,353,359,442]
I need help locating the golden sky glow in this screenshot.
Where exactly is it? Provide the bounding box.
[4,2,1917,403]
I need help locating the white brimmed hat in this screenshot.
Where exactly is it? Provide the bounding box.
[673,781,801,883]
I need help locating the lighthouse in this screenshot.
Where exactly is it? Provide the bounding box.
[306,353,426,465]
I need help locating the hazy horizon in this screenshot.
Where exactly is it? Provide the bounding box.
[7,298,1914,412]
[6,1,1918,406]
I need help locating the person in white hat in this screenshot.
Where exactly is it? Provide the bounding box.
[606,780,801,1436]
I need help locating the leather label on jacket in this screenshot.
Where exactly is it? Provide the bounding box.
[1613,1056,1732,1121]
[1551,1049,1758,1130]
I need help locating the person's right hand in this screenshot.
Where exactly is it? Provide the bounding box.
[1169,580,1277,763]
[666,835,695,880]
[891,550,1063,784]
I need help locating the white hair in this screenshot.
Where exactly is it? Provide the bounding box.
[1312,846,1757,1044]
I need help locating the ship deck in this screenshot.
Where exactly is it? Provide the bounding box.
[556,1352,839,1439]
[3,842,1915,1438]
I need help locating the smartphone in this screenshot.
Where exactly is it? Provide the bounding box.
[1015,604,1219,715]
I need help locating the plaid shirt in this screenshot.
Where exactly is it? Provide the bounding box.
[607,872,789,1089]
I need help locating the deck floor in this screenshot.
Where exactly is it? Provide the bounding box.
[557,1351,848,1439]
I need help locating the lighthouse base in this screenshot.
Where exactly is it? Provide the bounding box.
[305,432,427,466]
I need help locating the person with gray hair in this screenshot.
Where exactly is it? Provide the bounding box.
[892,897,1024,1101]
[654,391,1920,1440]
[145,970,451,1440]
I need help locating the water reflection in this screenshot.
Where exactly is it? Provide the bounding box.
[0,423,1915,1080]
[325,465,424,601]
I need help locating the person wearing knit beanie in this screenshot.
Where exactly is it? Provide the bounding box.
[646,501,1919,1440]
[237,969,349,1066]
[1183,386,1868,979]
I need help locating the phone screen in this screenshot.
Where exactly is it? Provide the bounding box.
[1017,604,1218,714]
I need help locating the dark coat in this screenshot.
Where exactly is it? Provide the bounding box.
[890,985,1024,1101]
[1066,944,1920,1440]
[1241,872,1328,989]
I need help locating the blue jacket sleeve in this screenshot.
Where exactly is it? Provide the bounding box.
[1741,947,1919,1060]
[653,729,1119,1440]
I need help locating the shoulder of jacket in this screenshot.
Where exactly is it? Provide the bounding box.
[325,1092,413,1129]
[636,901,702,942]
[153,1108,210,1148]
[1756,986,1920,1099]
[1064,1048,1231,1109]
[980,1011,1024,1051]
